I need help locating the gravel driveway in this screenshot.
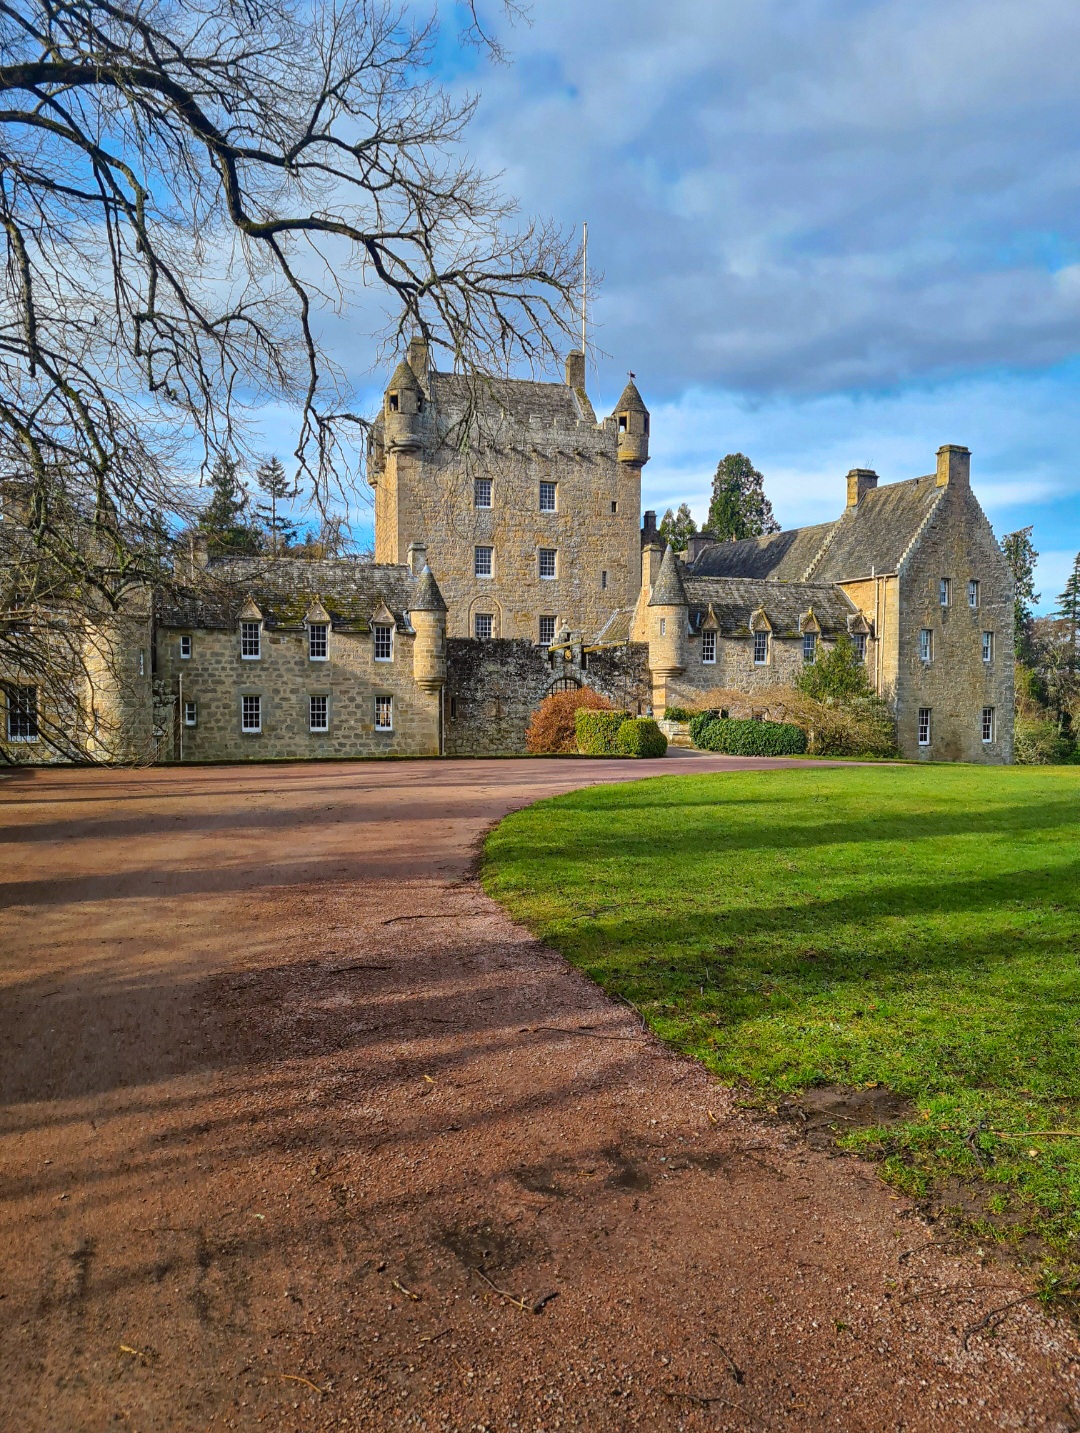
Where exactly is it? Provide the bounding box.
[2,754,1078,1431]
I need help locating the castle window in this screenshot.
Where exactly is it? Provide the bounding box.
[940,577,951,607]
[309,623,329,660]
[703,630,718,664]
[309,694,328,732]
[618,414,628,433]
[982,630,994,663]
[853,632,867,663]
[611,500,618,514]
[6,685,38,742]
[659,618,667,636]
[183,700,197,727]
[475,545,493,578]
[601,570,608,590]
[138,649,145,676]
[373,624,393,661]
[981,706,995,743]
[969,579,980,608]
[539,615,555,645]
[919,628,933,662]
[474,613,493,640]
[802,632,817,663]
[375,695,393,731]
[387,392,399,412]
[539,481,557,512]
[241,694,262,733]
[753,631,768,665]
[918,707,931,746]
[449,695,458,720]
[539,548,557,579]
[240,621,261,659]
[180,635,192,659]
[474,478,492,509]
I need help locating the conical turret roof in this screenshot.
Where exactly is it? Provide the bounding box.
[648,544,689,607]
[613,376,648,415]
[409,565,447,613]
[388,356,422,393]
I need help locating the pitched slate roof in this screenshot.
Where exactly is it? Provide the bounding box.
[687,523,836,581]
[594,607,635,643]
[648,544,690,606]
[157,557,422,633]
[429,372,592,427]
[684,576,857,638]
[804,476,943,582]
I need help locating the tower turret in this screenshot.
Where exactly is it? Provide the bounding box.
[408,565,448,693]
[384,357,425,453]
[612,377,649,467]
[647,544,689,713]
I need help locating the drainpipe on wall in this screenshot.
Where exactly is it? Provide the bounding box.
[178,672,183,762]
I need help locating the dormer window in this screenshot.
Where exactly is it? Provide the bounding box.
[388,392,399,412]
[373,624,393,661]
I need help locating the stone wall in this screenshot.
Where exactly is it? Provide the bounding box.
[156,621,440,762]
[665,632,850,714]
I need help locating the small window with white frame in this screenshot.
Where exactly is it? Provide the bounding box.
[375,694,393,731]
[240,620,261,659]
[539,480,557,512]
[6,685,38,742]
[918,707,931,746]
[474,478,492,509]
[539,615,555,645]
[939,577,951,606]
[968,579,980,608]
[474,613,493,641]
[853,631,867,663]
[475,545,493,578]
[539,548,557,579]
[241,694,262,733]
[183,699,197,727]
[982,630,994,663]
[753,630,768,665]
[703,630,718,664]
[309,694,328,732]
[179,634,192,659]
[802,631,817,663]
[309,622,328,660]
[373,623,393,661]
[659,617,667,636]
[919,628,933,662]
[981,706,995,743]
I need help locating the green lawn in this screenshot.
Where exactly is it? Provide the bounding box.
[482,765,1080,1276]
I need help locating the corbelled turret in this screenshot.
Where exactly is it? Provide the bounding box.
[612,377,649,467]
[408,564,448,693]
[384,357,425,453]
[647,544,689,712]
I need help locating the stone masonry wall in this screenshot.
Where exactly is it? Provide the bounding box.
[665,632,852,714]
[156,622,440,761]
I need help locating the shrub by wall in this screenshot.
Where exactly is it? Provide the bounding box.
[576,708,631,755]
[525,687,612,754]
[1015,717,1078,765]
[689,710,722,745]
[694,717,807,756]
[662,705,694,723]
[614,717,668,758]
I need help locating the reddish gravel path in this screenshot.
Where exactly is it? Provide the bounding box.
[2,755,1079,1432]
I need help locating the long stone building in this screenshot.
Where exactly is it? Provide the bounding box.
[2,345,1014,764]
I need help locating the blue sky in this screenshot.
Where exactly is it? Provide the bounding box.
[282,0,1080,608]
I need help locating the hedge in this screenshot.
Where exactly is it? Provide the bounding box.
[614,717,668,758]
[576,708,631,755]
[662,705,694,723]
[689,710,722,744]
[693,716,807,756]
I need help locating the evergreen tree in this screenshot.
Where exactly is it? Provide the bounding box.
[1001,526,1040,663]
[255,457,299,555]
[1054,552,1080,677]
[658,503,698,553]
[706,453,780,542]
[197,455,261,556]
[795,633,872,703]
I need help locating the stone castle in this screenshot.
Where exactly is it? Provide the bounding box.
[2,340,1014,764]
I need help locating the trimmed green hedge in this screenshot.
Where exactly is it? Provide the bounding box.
[575,708,631,755]
[693,716,807,756]
[689,710,722,744]
[662,705,694,723]
[614,717,668,758]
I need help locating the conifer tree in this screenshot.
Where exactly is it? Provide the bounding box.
[707,454,780,542]
[1054,551,1080,677]
[1001,526,1040,663]
[255,458,298,556]
[658,503,698,553]
[197,456,262,556]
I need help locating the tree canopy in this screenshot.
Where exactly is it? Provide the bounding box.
[658,503,698,553]
[1001,526,1040,663]
[706,454,780,542]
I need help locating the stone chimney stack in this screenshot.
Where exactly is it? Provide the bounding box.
[565,350,586,389]
[641,542,664,591]
[846,469,879,508]
[641,510,659,546]
[407,334,430,381]
[685,531,713,564]
[407,541,428,577]
[936,444,970,489]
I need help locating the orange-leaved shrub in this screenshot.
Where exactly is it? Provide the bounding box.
[525,687,612,754]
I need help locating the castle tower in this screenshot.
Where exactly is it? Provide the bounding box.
[611,377,650,469]
[408,564,448,693]
[647,544,689,714]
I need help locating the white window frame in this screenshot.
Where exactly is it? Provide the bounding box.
[183,700,197,727]
[475,545,493,579]
[539,480,557,513]
[179,634,192,659]
[538,548,557,580]
[309,622,329,661]
[241,694,262,733]
[968,579,980,608]
[982,630,994,664]
[474,478,492,509]
[802,631,817,664]
[853,632,867,663]
[6,685,39,742]
[940,577,951,607]
[240,621,261,660]
[659,617,667,636]
[981,706,995,743]
[375,694,393,732]
[919,628,933,663]
[539,616,556,646]
[373,623,393,662]
[704,630,718,664]
[918,707,931,746]
[474,613,493,641]
[309,694,329,732]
